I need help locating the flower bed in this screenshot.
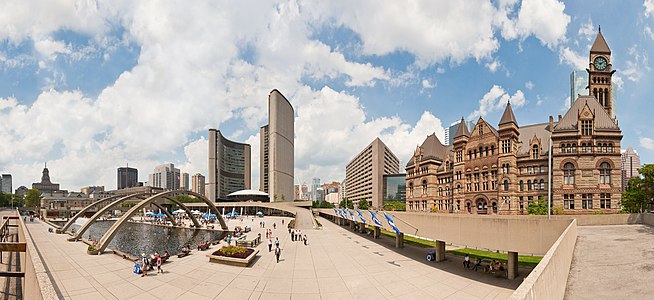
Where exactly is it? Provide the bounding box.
[208,246,258,267]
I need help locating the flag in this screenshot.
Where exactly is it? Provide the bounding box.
[355,209,367,224]
[368,210,383,227]
[341,208,348,220]
[383,211,401,235]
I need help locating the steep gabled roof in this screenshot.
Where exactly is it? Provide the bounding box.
[453,118,470,138]
[591,30,611,54]
[517,123,550,155]
[405,133,451,167]
[553,95,618,131]
[499,101,518,127]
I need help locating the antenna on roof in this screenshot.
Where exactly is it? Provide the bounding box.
[598,25,601,32]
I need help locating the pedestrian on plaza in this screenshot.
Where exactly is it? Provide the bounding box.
[263,221,265,228]
[282,219,284,225]
[291,230,295,242]
[140,253,149,277]
[275,237,280,248]
[273,223,276,229]
[268,239,273,252]
[155,253,163,273]
[275,246,281,263]
[303,234,307,246]
[463,254,470,269]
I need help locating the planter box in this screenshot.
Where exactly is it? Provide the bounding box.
[207,249,259,267]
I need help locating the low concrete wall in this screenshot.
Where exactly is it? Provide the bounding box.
[551,214,642,226]
[642,213,654,226]
[17,212,59,299]
[510,219,578,300]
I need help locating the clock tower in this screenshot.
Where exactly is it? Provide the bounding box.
[587,28,615,118]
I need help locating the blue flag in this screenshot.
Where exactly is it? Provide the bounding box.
[355,209,367,224]
[341,208,348,220]
[368,210,383,227]
[347,208,355,221]
[383,211,401,235]
[333,208,341,218]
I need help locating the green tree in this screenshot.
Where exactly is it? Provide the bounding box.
[339,197,353,209]
[173,195,203,203]
[383,201,406,211]
[312,201,335,208]
[528,198,548,215]
[25,189,42,208]
[357,199,369,210]
[621,164,654,213]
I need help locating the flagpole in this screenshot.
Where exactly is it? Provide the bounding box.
[548,136,552,220]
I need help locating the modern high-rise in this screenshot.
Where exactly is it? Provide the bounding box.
[117,166,138,190]
[1,174,11,194]
[345,138,400,209]
[180,173,190,191]
[570,70,589,107]
[311,178,320,201]
[192,173,206,195]
[148,163,180,190]
[444,120,475,146]
[260,89,295,202]
[621,147,641,191]
[383,174,406,202]
[208,129,251,201]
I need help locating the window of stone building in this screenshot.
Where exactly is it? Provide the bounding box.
[503,180,509,191]
[457,200,461,211]
[468,151,472,160]
[527,180,532,191]
[532,145,539,159]
[564,194,575,209]
[564,163,575,185]
[492,202,498,213]
[422,180,428,194]
[582,194,593,209]
[491,145,495,155]
[457,185,461,194]
[485,147,489,156]
[479,147,483,157]
[519,180,524,191]
[528,166,533,174]
[540,166,546,174]
[519,197,524,211]
[466,202,471,213]
[540,179,545,190]
[474,149,477,158]
[581,143,587,152]
[409,182,414,197]
[600,193,611,208]
[502,140,511,153]
[445,187,450,196]
[581,120,593,136]
[588,144,593,152]
[600,162,611,184]
[479,125,484,136]
[608,143,613,153]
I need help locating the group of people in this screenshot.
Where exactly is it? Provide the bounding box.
[289,229,307,245]
[463,254,505,273]
[134,251,168,277]
[265,228,274,239]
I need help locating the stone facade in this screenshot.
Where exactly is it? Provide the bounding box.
[406,31,622,215]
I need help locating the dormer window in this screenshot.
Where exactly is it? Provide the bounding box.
[581,120,593,136]
[479,125,484,136]
[532,145,539,159]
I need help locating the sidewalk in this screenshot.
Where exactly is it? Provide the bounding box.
[26,214,517,299]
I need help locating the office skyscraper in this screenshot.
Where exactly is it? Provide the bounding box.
[192,173,206,195]
[621,147,641,192]
[346,138,400,209]
[148,163,180,190]
[260,90,295,202]
[117,166,138,190]
[208,129,251,201]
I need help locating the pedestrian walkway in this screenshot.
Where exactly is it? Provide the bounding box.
[27,213,518,299]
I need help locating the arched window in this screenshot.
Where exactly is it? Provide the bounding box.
[468,151,472,160]
[600,162,611,184]
[608,143,613,153]
[540,179,545,190]
[409,182,414,197]
[581,143,586,153]
[519,180,524,191]
[527,180,532,191]
[492,202,498,213]
[532,145,539,159]
[422,180,428,194]
[457,185,461,194]
[564,163,575,185]
[503,180,509,191]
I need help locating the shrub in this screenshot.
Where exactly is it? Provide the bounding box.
[87,245,96,252]
[219,245,247,256]
[591,211,605,215]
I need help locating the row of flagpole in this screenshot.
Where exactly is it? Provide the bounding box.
[333,207,402,235]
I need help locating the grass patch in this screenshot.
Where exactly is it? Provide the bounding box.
[367,226,542,267]
[448,248,542,267]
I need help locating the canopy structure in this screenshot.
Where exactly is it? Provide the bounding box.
[172,209,186,214]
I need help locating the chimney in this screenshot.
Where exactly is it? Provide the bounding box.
[558,115,562,122]
[549,115,554,131]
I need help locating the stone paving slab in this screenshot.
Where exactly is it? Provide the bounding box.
[27,214,520,299]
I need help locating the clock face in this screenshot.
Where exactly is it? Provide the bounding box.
[594,56,607,70]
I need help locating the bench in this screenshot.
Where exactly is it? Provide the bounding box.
[236,236,261,248]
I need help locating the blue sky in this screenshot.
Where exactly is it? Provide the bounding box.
[0,0,653,191]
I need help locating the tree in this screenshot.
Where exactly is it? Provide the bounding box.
[312,201,334,208]
[339,197,353,209]
[357,199,369,210]
[25,189,42,208]
[383,201,406,211]
[621,164,654,213]
[528,198,548,215]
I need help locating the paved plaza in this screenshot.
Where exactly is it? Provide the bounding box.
[27,213,520,299]
[565,224,654,300]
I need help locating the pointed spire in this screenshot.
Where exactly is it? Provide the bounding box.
[453,117,470,138]
[591,29,611,54]
[499,101,518,127]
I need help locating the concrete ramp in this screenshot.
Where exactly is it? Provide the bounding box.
[292,207,316,229]
[565,225,654,299]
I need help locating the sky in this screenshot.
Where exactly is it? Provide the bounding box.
[1,0,653,192]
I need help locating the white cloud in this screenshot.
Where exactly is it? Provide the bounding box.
[578,19,595,41]
[485,59,501,73]
[640,137,654,150]
[497,0,570,48]
[645,0,654,17]
[421,79,435,89]
[645,26,654,40]
[559,47,587,70]
[562,96,571,111]
[525,81,535,90]
[623,45,650,82]
[468,85,526,120]
[436,67,446,74]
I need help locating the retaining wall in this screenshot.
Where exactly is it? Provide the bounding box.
[510,219,578,300]
[17,212,59,299]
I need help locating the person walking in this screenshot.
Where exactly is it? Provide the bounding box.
[155,253,163,273]
[268,239,273,252]
[463,254,470,269]
[303,234,308,246]
[291,230,295,242]
[275,237,280,248]
[274,246,281,263]
[273,223,276,229]
[140,253,149,277]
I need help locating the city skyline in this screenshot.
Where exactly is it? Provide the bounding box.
[1,1,654,191]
